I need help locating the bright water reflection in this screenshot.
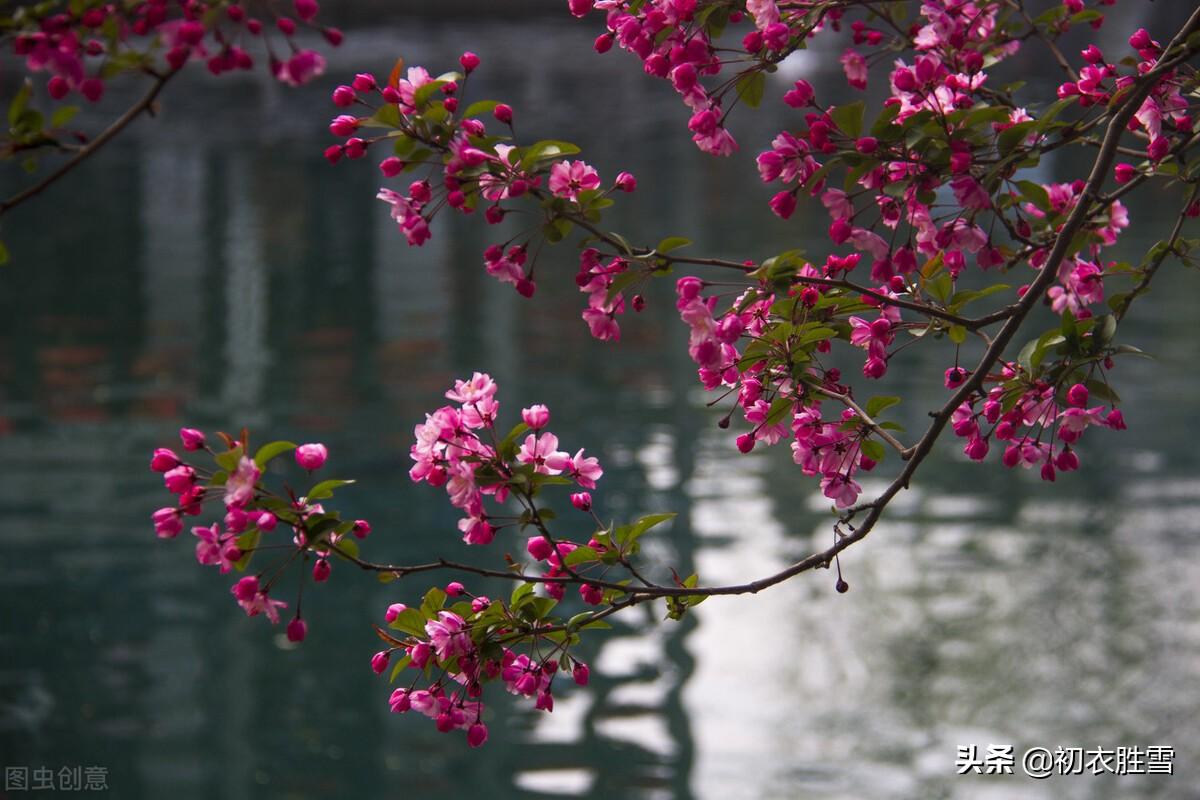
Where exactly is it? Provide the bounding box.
[1,10,1198,800]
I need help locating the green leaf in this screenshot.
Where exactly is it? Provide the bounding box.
[656,236,692,254]
[362,104,402,129]
[332,536,359,560]
[214,446,244,472]
[1015,180,1051,213]
[389,654,413,682]
[389,608,428,637]
[618,512,677,549]
[948,325,967,344]
[830,101,865,138]
[519,140,582,170]
[306,479,355,501]
[736,71,766,109]
[510,581,535,609]
[8,80,31,127]
[860,439,886,462]
[865,396,901,417]
[998,121,1036,156]
[49,105,79,129]
[421,587,447,616]
[462,99,500,118]
[564,546,599,567]
[253,440,297,468]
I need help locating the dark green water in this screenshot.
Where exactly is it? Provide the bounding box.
[1,11,1198,800]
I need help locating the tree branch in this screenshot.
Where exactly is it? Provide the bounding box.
[0,68,179,217]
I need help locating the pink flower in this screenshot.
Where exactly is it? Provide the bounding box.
[517,432,569,474]
[296,443,328,470]
[224,457,261,509]
[549,160,601,201]
[821,473,862,508]
[371,650,391,674]
[425,611,470,661]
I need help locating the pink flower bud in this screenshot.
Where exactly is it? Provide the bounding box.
[294,0,318,22]
[964,437,989,461]
[573,662,590,685]
[1128,28,1152,50]
[312,558,331,582]
[736,433,756,454]
[322,26,343,46]
[471,597,490,612]
[179,428,205,450]
[445,581,465,597]
[152,507,182,538]
[516,278,536,298]
[527,536,553,561]
[47,76,70,100]
[277,17,296,35]
[944,367,968,389]
[783,79,814,108]
[522,404,550,429]
[1066,383,1089,408]
[286,616,308,642]
[829,218,852,244]
[855,136,878,154]
[323,145,343,164]
[467,722,488,747]
[493,103,513,124]
[329,115,358,137]
[1081,45,1104,64]
[769,191,797,219]
[151,448,180,472]
[352,519,371,539]
[1105,408,1126,430]
[379,156,404,177]
[371,650,390,674]
[614,171,637,192]
[570,492,592,512]
[256,512,276,532]
[485,205,504,224]
[381,86,401,104]
[233,575,259,602]
[295,443,328,470]
[594,32,614,53]
[580,584,603,605]
[459,51,480,73]
[1147,136,1168,162]
[1001,445,1021,468]
[385,603,407,623]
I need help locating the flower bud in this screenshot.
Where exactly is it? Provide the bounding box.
[467,722,488,747]
[312,558,331,582]
[371,650,391,674]
[573,662,590,686]
[295,443,328,470]
[385,603,407,623]
[286,616,307,642]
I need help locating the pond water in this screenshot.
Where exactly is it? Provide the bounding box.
[1,9,1198,800]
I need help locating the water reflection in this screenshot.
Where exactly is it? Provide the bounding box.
[2,10,1199,800]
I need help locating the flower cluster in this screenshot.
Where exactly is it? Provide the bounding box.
[150,429,368,642]
[375,583,593,748]
[409,372,603,544]
[325,55,636,299]
[9,1,334,104]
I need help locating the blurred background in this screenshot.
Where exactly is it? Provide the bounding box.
[1,3,1198,798]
